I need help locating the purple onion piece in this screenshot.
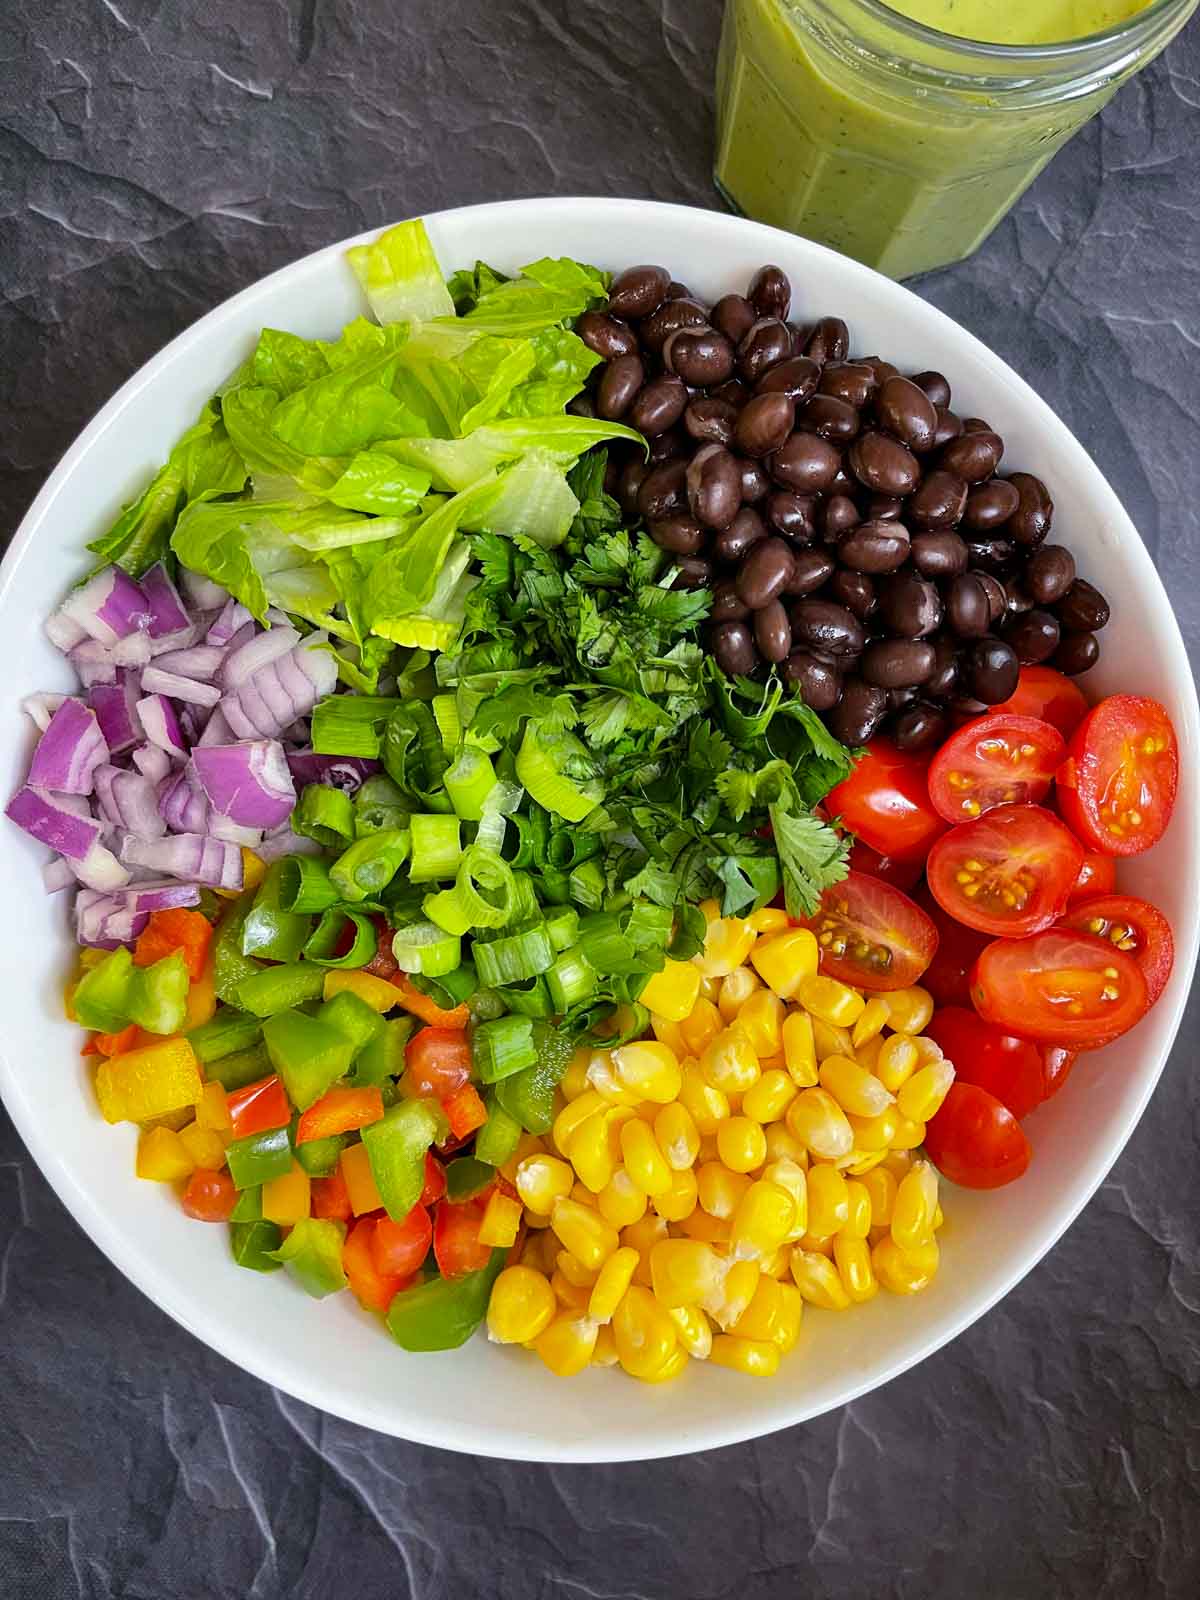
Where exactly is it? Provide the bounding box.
[61,568,151,646]
[43,856,76,894]
[68,639,118,688]
[132,743,172,784]
[190,740,296,830]
[179,569,229,612]
[221,626,301,691]
[286,751,378,793]
[27,699,109,796]
[119,831,243,890]
[140,666,221,708]
[136,693,186,758]
[21,693,68,733]
[139,563,191,637]
[90,673,142,756]
[205,599,254,647]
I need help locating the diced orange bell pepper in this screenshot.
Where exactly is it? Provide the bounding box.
[134,908,214,981]
[442,1082,487,1141]
[226,1074,291,1139]
[93,1024,145,1058]
[136,1125,194,1182]
[419,1151,447,1206]
[322,970,400,1014]
[339,1140,385,1215]
[295,1086,385,1146]
[389,973,470,1029]
[312,1169,354,1222]
[183,962,217,1031]
[262,1161,312,1225]
[478,1189,522,1249]
[195,1081,231,1133]
[94,1038,203,1125]
[178,1120,227,1171]
[342,1217,412,1313]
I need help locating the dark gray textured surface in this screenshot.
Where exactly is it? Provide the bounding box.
[2,2,1198,1594]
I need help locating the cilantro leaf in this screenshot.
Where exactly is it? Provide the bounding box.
[769,801,851,918]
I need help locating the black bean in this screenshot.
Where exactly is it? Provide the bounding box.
[1007,472,1054,546]
[969,637,1020,704]
[828,679,888,745]
[784,650,843,711]
[596,354,644,420]
[756,356,822,404]
[711,622,759,677]
[785,548,837,595]
[819,362,877,409]
[665,327,737,388]
[1056,578,1110,632]
[684,398,737,445]
[671,556,713,591]
[805,317,850,365]
[946,573,992,638]
[798,394,860,443]
[754,599,792,663]
[647,426,686,464]
[859,356,899,384]
[789,599,865,657]
[962,417,993,434]
[892,700,948,753]
[1051,630,1100,675]
[963,478,1021,532]
[711,581,750,624]
[640,297,709,354]
[864,495,905,522]
[1003,608,1061,664]
[712,378,751,409]
[821,495,860,540]
[603,454,622,498]
[829,568,876,620]
[738,457,770,503]
[925,635,960,698]
[647,514,706,556]
[748,265,791,320]
[687,443,743,531]
[637,459,688,521]
[737,537,795,609]
[712,506,768,563]
[838,519,911,574]
[911,371,951,408]
[970,570,1007,624]
[909,469,968,531]
[607,264,671,319]
[735,392,797,458]
[911,530,968,580]
[940,430,1004,483]
[769,432,842,494]
[932,407,963,449]
[848,432,920,496]
[738,318,794,382]
[765,491,816,542]
[712,293,757,345]
[889,687,922,712]
[967,537,1018,574]
[880,573,943,638]
[1003,576,1036,616]
[876,375,938,453]
[666,281,692,301]
[862,639,937,689]
[616,459,648,517]
[576,310,640,361]
[829,465,857,497]
[629,374,688,437]
[1026,544,1076,605]
[953,696,991,718]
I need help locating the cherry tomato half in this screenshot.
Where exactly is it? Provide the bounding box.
[1059,893,1175,1008]
[802,871,937,991]
[910,883,992,1009]
[433,1195,494,1279]
[926,804,1083,937]
[403,1026,472,1099]
[824,740,948,862]
[846,837,924,893]
[924,1007,1046,1120]
[927,714,1066,824]
[923,1082,1032,1190]
[988,665,1089,739]
[971,929,1149,1048]
[1066,850,1117,905]
[1056,694,1178,857]
[1041,1046,1078,1103]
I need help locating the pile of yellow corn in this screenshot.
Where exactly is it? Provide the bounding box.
[486,903,955,1382]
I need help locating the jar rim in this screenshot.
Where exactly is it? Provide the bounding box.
[846,0,1191,59]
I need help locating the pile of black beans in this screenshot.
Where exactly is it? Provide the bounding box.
[574,262,1110,750]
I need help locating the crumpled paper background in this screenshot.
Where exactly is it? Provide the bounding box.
[1,2,1198,1595]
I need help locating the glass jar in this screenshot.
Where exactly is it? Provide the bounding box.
[714,0,1198,279]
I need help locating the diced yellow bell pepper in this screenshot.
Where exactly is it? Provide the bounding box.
[478,1189,522,1248]
[135,1125,195,1182]
[182,963,217,1031]
[323,970,399,1014]
[195,1081,231,1133]
[94,1037,203,1125]
[178,1119,227,1171]
[241,849,267,893]
[262,1161,312,1225]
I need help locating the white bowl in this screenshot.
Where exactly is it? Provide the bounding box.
[1,198,1196,1463]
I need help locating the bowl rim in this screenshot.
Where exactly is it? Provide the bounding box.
[2,194,1197,1463]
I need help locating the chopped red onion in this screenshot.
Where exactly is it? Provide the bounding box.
[256,827,323,863]
[221,626,301,690]
[146,622,203,658]
[139,563,191,637]
[70,835,132,891]
[46,611,88,652]
[136,693,186,757]
[191,740,295,829]
[265,607,293,627]
[221,620,258,661]
[94,763,166,839]
[68,639,118,688]
[21,693,68,733]
[209,816,264,847]
[153,644,224,680]
[90,673,142,755]
[132,743,172,784]
[62,568,151,646]
[27,699,109,795]
[205,598,253,647]
[140,666,221,707]
[43,856,77,894]
[177,704,205,745]
[286,751,378,793]
[75,890,147,948]
[120,831,243,890]
[179,569,228,611]
[159,768,210,834]
[297,633,338,696]
[111,631,153,669]
[221,633,335,741]
[196,705,235,748]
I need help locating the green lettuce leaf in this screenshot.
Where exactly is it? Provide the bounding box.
[444,255,606,336]
[385,415,643,494]
[270,324,432,457]
[346,218,456,324]
[325,452,432,515]
[247,328,330,397]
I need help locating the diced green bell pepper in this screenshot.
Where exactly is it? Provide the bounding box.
[73,948,136,1032]
[126,950,189,1035]
[474,1095,523,1167]
[494,1020,575,1134]
[269,1217,347,1298]
[234,962,327,1018]
[262,1008,357,1111]
[230,1219,283,1272]
[229,1185,263,1222]
[213,897,261,1003]
[319,990,385,1059]
[472,1014,537,1083]
[386,1250,505,1351]
[295,1133,347,1177]
[444,1156,495,1202]
[349,1017,414,1086]
[241,860,312,962]
[226,1124,294,1190]
[361,1098,443,1221]
[204,1041,273,1093]
[187,1007,262,1063]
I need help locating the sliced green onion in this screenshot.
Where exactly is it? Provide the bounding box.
[474,809,507,856]
[432,693,461,750]
[311,694,400,757]
[444,746,497,821]
[455,846,514,928]
[537,866,572,905]
[277,856,341,914]
[472,1014,537,1083]
[330,829,411,902]
[494,976,553,1018]
[546,947,597,1012]
[515,724,603,824]
[354,774,411,838]
[505,807,549,869]
[544,906,580,953]
[304,908,377,968]
[293,784,355,849]
[546,828,602,871]
[504,870,540,927]
[422,887,473,937]
[469,988,508,1022]
[473,922,555,988]
[569,858,606,912]
[408,814,462,882]
[623,900,674,952]
[577,913,638,977]
[391,920,462,978]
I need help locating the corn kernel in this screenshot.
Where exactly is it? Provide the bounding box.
[806,1163,850,1237]
[697,1161,751,1221]
[700,1027,760,1095]
[892,1161,938,1253]
[697,972,720,1003]
[570,1182,595,1210]
[750,929,819,998]
[790,1247,852,1310]
[845,1148,889,1175]
[882,1149,914,1181]
[550,1196,619,1271]
[681,997,726,1058]
[860,1164,898,1227]
[897,1059,956,1124]
[639,958,702,1023]
[818,1054,894,1118]
[591,1323,619,1366]
[551,1268,591,1310]
[668,1303,713,1359]
[781,1010,818,1087]
[651,1102,699,1172]
[639,1345,690,1383]
[566,1109,617,1194]
[913,1035,945,1068]
[621,1212,669,1284]
[742,1068,797,1125]
[842,1179,872,1239]
[796,973,865,1028]
[834,1234,878,1303]
[854,1034,883,1074]
[597,1165,648,1228]
[882,985,934,1035]
[555,1249,598,1290]
[737,989,785,1057]
[588,1246,639,1322]
[613,1284,678,1379]
[762,1157,808,1239]
[716,1116,767,1174]
[135,1125,194,1183]
[889,1112,927,1150]
[873,1235,938,1295]
[586,1050,641,1106]
[845,1105,900,1152]
[759,1242,791,1278]
[650,1013,687,1055]
[718,965,761,1022]
[521,1230,558,1276]
[649,1238,726,1310]
[612,1040,683,1105]
[786,1087,854,1160]
[677,1062,730,1135]
[730,1180,796,1259]
[619,1117,672,1196]
[774,1282,805,1353]
[488,1265,557,1344]
[876,1034,919,1093]
[552,1091,604,1155]
[696,916,757,980]
[700,898,721,923]
[535,1314,599,1376]
[763,1124,807,1166]
[196,1081,231,1133]
[714,1258,761,1329]
[745,906,786,934]
[515,1153,574,1214]
[809,1018,852,1064]
[851,997,890,1050]
[261,1162,311,1225]
[524,1208,553,1229]
[651,1165,699,1223]
[710,1335,780,1376]
[479,1191,522,1248]
[178,1120,227,1172]
[799,1231,835,1256]
[678,1206,730,1244]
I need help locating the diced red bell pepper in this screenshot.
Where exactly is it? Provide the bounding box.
[419,1151,447,1207]
[226,1073,292,1139]
[441,1081,487,1141]
[404,1025,472,1098]
[182,1168,237,1223]
[311,1169,354,1222]
[391,974,469,1029]
[134,908,214,982]
[295,1086,385,1145]
[433,1195,493,1279]
[370,1204,433,1279]
[342,1217,413,1313]
[363,917,400,981]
